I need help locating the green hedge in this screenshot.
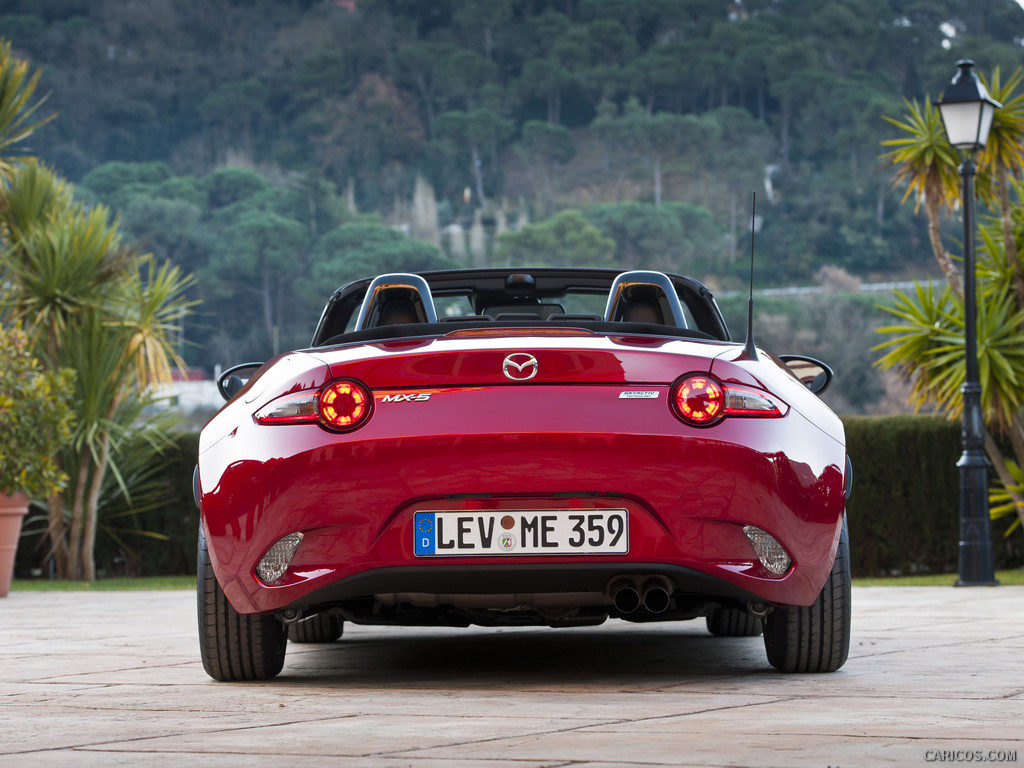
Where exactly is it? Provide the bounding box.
[16,417,1024,579]
[844,415,959,576]
[844,415,1021,576]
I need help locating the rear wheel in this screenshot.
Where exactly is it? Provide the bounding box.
[763,517,851,673]
[197,525,287,681]
[706,607,763,637]
[288,613,344,643]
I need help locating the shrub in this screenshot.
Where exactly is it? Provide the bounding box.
[844,414,1021,576]
[0,325,75,499]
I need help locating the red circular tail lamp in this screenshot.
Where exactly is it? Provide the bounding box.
[319,379,371,431]
[255,379,372,432]
[671,374,786,427]
[673,376,725,425]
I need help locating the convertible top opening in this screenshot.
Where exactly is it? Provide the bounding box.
[311,268,732,346]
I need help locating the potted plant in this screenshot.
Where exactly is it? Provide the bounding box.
[0,324,75,596]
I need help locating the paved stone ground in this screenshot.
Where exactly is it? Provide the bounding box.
[1,586,1022,767]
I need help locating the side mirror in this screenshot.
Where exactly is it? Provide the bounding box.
[217,362,263,401]
[778,355,833,396]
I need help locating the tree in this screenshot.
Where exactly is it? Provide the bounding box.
[516,120,575,215]
[0,38,55,179]
[590,98,644,200]
[516,12,574,126]
[121,195,203,264]
[1,31,195,582]
[79,161,173,205]
[304,222,456,300]
[880,97,963,291]
[877,69,1024,537]
[575,18,636,107]
[495,209,615,268]
[205,208,307,354]
[583,200,722,274]
[624,44,694,114]
[452,0,514,61]
[584,201,684,269]
[519,57,575,128]
[637,112,720,207]
[197,79,268,162]
[307,73,424,195]
[1,162,194,580]
[435,108,514,208]
[434,48,498,112]
[978,68,1024,310]
[767,41,822,161]
[201,166,268,209]
[393,42,473,140]
[732,21,784,121]
[706,106,773,260]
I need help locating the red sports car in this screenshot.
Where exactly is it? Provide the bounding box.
[196,268,851,680]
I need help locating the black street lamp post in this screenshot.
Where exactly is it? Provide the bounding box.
[936,59,1001,586]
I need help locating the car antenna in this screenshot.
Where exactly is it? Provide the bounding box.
[742,191,757,359]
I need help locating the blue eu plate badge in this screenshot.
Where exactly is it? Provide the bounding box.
[415,512,435,555]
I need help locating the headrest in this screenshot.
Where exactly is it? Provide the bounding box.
[603,270,688,327]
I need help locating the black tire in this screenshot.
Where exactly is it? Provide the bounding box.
[706,606,763,637]
[763,517,851,673]
[197,525,287,681]
[288,613,344,643]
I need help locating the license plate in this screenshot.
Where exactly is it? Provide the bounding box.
[414,509,628,556]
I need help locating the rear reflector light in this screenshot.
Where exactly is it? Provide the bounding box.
[256,532,303,584]
[255,379,372,432]
[671,374,786,426]
[743,525,792,576]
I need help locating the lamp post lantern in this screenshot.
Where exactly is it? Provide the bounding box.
[936,59,1001,586]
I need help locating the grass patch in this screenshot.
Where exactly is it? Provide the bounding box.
[10,575,195,591]
[853,569,1024,586]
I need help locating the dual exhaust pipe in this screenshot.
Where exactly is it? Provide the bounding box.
[610,577,673,615]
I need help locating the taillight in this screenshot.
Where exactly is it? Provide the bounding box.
[319,380,370,431]
[671,374,786,427]
[255,379,372,432]
[673,376,724,424]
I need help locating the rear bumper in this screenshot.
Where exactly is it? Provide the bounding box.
[199,401,846,615]
[276,561,767,610]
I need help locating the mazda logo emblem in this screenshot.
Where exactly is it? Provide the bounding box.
[502,353,538,381]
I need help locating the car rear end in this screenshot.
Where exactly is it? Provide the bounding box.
[197,327,847,626]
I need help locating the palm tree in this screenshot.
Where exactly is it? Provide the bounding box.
[0,42,196,579]
[976,69,1024,536]
[979,68,1024,311]
[2,163,195,580]
[1,164,126,576]
[881,96,963,293]
[878,73,1024,536]
[0,38,55,180]
[58,264,193,581]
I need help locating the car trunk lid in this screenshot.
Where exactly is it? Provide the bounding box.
[324,328,727,388]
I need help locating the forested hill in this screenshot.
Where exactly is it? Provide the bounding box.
[4,0,1024,367]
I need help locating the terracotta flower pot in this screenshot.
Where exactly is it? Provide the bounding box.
[0,492,30,597]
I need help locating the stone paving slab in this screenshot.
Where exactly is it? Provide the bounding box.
[0,586,1022,767]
